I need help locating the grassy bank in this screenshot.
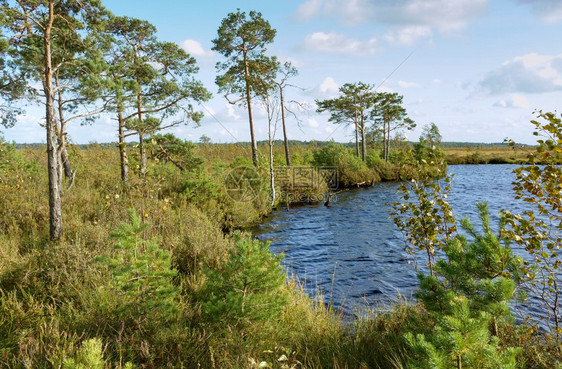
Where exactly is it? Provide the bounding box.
[443,145,536,165]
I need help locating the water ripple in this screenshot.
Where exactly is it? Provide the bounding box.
[253,165,545,317]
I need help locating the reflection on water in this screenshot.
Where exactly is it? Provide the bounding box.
[253,165,535,317]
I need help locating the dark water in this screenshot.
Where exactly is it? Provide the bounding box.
[252,165,534,316]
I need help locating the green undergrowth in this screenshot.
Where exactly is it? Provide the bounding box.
[1,136,558,368]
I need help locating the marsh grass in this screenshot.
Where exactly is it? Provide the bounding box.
[443,145,537,165]
[1,140,558,368]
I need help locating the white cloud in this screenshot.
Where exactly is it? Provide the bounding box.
[295,0,325,21]
[384,26,432,45]
[510,0,562,23]
[307,118,320,128]
[493,94,530,109]
[201,103,243,128]
[324,0,374,26]
[398,80,421,88]
[478,53,562,95]
[318,77,340,95]
[432,78,442,84]
[226,104,242,120]
[302,32,379,55]
[375,85,394,93]
[178,39,214,58]
[295,0,488,31]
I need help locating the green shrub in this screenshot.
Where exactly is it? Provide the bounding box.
[312,142,377,187]
[365,149,384,168]
[406,297,520,369]
[197,232,289,327]
[97,209,179,324]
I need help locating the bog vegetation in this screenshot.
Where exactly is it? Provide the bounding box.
[1,112,562,368]
[1,1,562,368]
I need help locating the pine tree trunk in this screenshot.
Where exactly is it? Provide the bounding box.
[118,110,129,184]
[136,90,146,177]
[355,122,360,158]
[139,131,146,177]
[360,117,366,162]
[384,121,390,161]
[382,119,387,162]
[60,144,74,187]
[279,85,291,166]
[44,0,62,241]
[56,84,74,190]
[243,50,258,167]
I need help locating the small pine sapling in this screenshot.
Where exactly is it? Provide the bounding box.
[198,231,289,327]
[97,209,179,326]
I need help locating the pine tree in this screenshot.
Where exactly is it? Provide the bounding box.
[198,232,289,327]
[97,209,179,325]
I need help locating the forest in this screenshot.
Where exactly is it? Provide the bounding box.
[1,1,562,368]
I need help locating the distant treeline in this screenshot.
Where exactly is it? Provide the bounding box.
[12,140,532,150]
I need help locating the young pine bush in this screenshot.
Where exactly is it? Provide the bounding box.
[406,297,520,369]
[97,209,179,325]
[197,231,289,327]
[63,338,135,369]
[392,179,524,368]
[416,202,524,328]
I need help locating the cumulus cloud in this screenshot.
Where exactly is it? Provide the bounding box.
[318,77,339,94]
[384,25,432,45]
[295,0,325,21]
[295,0,487,34]
[301,32,379,55]
[296,0,374,25]
[178,39,214,58]
[398,80,421,88]
[308,76,340,99]
[375,85,394,93]
[493,94,530,109]
[478,53,562,95]
[201,103,243,127]
[510,0,562,23]
[307,118,320,128]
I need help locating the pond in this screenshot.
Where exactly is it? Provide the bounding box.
[252,165,541,318]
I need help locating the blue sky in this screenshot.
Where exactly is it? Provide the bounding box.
[4,0,562,144]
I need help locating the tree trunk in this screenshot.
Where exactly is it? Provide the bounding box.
[118,109,129,184]
[360,116,366,162]
[354,122,360,158]
[56,81,75,190]
[384,120,390,161]
[136,90,146,177]
[279,85,291,166]
[139,131,146,177]
[269,127,275,206]
[243,50,258,166]
[44,0,62,241]
[60,144,74,188]
[382,119,386,162]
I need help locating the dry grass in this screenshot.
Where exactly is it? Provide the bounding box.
[443,145,534,164]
